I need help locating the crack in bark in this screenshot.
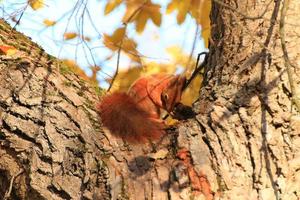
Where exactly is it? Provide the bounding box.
[195,117,225,192]
[3,97,54,152]
[7,108,45,126]
[47,185,72,200]
[237,112,258,193]
[46,78,84,109]
[54,106,82,131]
[195,118,217,163]
[96,159,111,200]
[2,119,41,149]
[207,112,226,158]
[0,100,9,110]
[11,93,34,109]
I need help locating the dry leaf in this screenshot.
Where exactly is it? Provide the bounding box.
[149,9,161,26]
[104,0,123,15]
[43,19,56,27]
[28,0,44,10]
[123,0,161,33]
[149,149,169,160]
[111,27,126,43]
[0,45,17,56]
[103,27,140,62]
[82,36,91,42]
[167,0,211,47]
[202,28,210,48]
[136,12,148,33]
[63,32,78,40]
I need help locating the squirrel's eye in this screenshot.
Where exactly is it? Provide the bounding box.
[162,93,169,101]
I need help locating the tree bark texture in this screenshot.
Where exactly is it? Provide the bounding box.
[192,0,300,199]
[0,20,110,199]
[0,0,300,199]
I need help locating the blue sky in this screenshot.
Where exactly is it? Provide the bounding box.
[1,0,205,87]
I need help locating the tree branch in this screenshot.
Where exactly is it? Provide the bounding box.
[279,0,300,112]
[107,1,146,92]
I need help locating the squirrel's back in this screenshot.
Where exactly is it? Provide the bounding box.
[97,92,166,143]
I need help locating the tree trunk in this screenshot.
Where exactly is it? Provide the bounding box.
[192,0,300,199]
[0,0,300,199]
[0,20,109,199]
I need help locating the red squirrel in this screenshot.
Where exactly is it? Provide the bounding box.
[97,74,186,143]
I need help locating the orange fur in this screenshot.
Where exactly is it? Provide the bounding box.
[97,74,186,143]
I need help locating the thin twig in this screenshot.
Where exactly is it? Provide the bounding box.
[11,3,28,30]
[185,23,199,73]
[162,52,207,120]
[107,1,147,92]
[107,40,124,92]
[4,169,24,200]
[279,0,300,112]
[183,52,208,90]
[57,0,82,59]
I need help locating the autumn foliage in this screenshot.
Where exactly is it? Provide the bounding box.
[13,0,211,105]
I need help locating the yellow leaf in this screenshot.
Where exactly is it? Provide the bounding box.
[103,27,140,63]
[63,32,77,40]
[166,0,178,14]
[62,59,77,68]
[103,34,117,51]
[144,2,161,14]
[149,149,169,160]
[43,19,56,27]
[122,38,137,52]
[122,38,140,62]
[166,0,211,47]
[0,45,17,56]
[123,0,161,32]
[177,0,190,24]
[166,46,182,60]
[181,75,202,106]
[136,12,148,33]
[149,9,161,26]
[28,0,44,10]
[103,27,126,50]
[111,27,126,43]
[143,62,176,74]
[6,49,17,56]
[191,0,211,25]
[122,2,140,23]
[202,28,210,48]
[191,0,211,47]
[104,0,123,15]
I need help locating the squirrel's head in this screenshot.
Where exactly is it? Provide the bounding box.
[147,74,186,113]
[160,75,186,113]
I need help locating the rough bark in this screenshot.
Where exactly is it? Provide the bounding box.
[0,0,300,199]
[0,20,110,199]
[191,0,300,199]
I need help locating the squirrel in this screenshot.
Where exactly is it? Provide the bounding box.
[97,74,186,143]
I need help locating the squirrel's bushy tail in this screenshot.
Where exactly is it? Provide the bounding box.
[97,92,166,143]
